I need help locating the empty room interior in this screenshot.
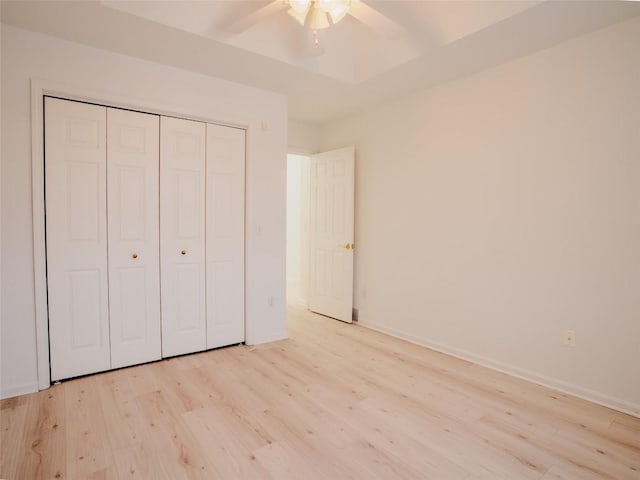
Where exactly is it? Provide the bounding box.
[1,0,639,478]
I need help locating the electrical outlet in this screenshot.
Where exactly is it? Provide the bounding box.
[563,329,576,347]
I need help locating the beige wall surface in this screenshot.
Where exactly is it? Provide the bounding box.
[288,120,321,154]
[321,17,640,415]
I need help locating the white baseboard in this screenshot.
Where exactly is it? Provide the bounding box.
[1,381,39,400]
[359,320,640,419]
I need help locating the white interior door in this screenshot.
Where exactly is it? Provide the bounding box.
[206,124,245,348]
[45,97,111,380]
[308,146,355,323]
[160,116,207,357]
[107,108,161,368]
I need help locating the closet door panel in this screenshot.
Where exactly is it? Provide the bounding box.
[160,116,207,357]
[206,124,245,348]
[45,97,110,381]
[107,108,161,369]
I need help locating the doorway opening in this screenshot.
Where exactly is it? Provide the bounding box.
[286,153,311,308]
[287,147,355,322]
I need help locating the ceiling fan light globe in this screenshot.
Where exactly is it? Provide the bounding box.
[327,2,349,24]
[289,0,311,14]
[316,0,337,13]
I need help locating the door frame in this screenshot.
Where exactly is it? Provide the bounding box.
[30,78,250,390]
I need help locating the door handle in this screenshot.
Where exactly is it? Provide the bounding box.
[339,243,353,250]
[132,253,138,259]
[181,249,187,256]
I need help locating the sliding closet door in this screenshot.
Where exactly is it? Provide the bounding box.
[160,116,207,357]
[107,108,161,368]
[206,124,246,348]
[45,97,110,381]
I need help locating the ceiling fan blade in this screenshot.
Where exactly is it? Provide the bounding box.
[226,0,288,34]
[348,0,407,38]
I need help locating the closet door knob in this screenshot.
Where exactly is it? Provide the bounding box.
[181,250,187,256]
[132,253,138,259]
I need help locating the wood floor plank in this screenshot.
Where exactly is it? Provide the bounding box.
[182,404,272,479]
[151,359,206,414]
[2,386,67,479]
[1,305,638,479]
[111,442,170,480]
[95,371,149,452]
[134,389,219,479]
[546,426,639,480]
[608,415,640,450]
[65,378,114,479]
[0,394,29,478]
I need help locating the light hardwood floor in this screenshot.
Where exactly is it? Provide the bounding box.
[1,306,639,479]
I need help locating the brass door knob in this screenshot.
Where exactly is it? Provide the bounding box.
[132,253,138,259]
[339,243,351,250]
[181,249,187,256]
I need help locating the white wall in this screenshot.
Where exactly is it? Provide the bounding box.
[286,121,316,307]
[286,154,311,307]
[321,17,640,416]
[0,16,4,402]
[0,25,288,399]
[288,120,320,154]
[287,157,303,301]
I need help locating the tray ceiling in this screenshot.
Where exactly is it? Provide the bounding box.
[2,1,640,123]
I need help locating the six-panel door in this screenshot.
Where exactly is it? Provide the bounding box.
[107,108,162,369]
[206,124,246,348]
[46,98,245,379]
[160,116,207,357]
[308,147,355,323]
[45,97,111,381]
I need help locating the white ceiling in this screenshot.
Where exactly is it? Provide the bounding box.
[2,1,640,124]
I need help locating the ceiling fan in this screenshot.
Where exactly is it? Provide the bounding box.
[286,0,350,30]
[227,0,405,39]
